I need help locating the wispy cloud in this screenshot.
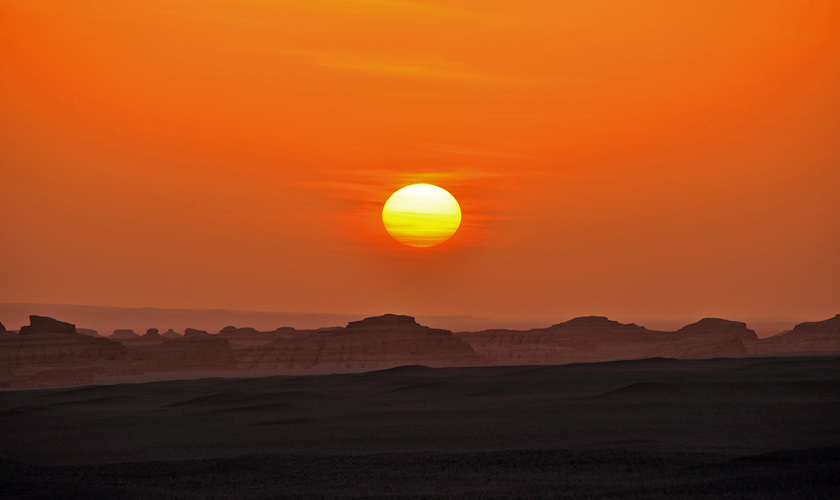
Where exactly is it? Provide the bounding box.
[291,51,523,84]
[425,143,530,159]
[307,168,505,202]
[282,0,491,23]
[366,167,505,189]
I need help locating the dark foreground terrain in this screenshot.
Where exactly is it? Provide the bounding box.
[1,356,839,498]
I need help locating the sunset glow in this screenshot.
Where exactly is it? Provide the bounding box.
[1,3,838,493]
[1,1,838,323]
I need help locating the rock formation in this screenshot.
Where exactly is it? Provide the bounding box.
[161,329,181,339]
[218,326,288,347]
[110,329,140,340]
[76,328,100,337]
[653,318,757,358]
[184,328,209,338]
[3,312,839,390]
[458,316,654,365]
[346,314,419,330]
[107,328,166,345]
[751,314,840,355]
[113,328,165,345]
[138,336,237,371]
[142,328,162,340]
[787,314,840,341]
[232,314,485,370]
[457,316,761,365]
[0,316,132,388]
[19,315,76,335]
[674,318,756,341]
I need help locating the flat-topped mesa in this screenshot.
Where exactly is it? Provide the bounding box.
[552,316,616,326]
[751,314,840,356]
[110,327,165,345]
[220,326,261,334]
[548,316,647,333]
[110,329,140,340]
[346,314,427,330]
[456,316,657,366]
[676,318,758,341]
[233,314,483,370]
[183,328,211,338]
[543,316,655,344]
[20,315,77,335]
[790,314,840,336]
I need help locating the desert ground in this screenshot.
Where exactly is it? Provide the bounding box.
[1,356,838,499]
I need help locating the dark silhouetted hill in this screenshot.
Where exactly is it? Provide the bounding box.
[751,314,840,355]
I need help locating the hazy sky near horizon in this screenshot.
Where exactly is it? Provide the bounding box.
[2,1,838,323]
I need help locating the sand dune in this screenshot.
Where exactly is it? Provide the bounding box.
[0,356,837,498]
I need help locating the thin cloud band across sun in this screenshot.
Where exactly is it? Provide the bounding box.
[382,184,462,247]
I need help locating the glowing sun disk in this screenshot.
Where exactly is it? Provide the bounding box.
[382,184,462,247]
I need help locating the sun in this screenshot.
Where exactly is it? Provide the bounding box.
[382,184,462,247]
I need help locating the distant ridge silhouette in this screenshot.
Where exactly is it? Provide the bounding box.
[1,313,837,388]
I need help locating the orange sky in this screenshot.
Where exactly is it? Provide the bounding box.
[2,1,838,325]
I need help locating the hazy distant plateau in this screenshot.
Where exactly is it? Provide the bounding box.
[0,303,802,338]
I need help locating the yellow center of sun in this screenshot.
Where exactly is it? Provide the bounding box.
[382,184,462,247]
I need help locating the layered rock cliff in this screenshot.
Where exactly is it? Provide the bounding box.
[3,313,838,389]
[751,314,840,355]
[232,314,485,370]
[0,316,133,388]
[19,315,76,335]
[109,329,140,341]
[457,316,759,365]
[0,316,237,388]
[132,336,237,371]
[652,318,757,358]
[218,326,285,346]
[459,316,646,365]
